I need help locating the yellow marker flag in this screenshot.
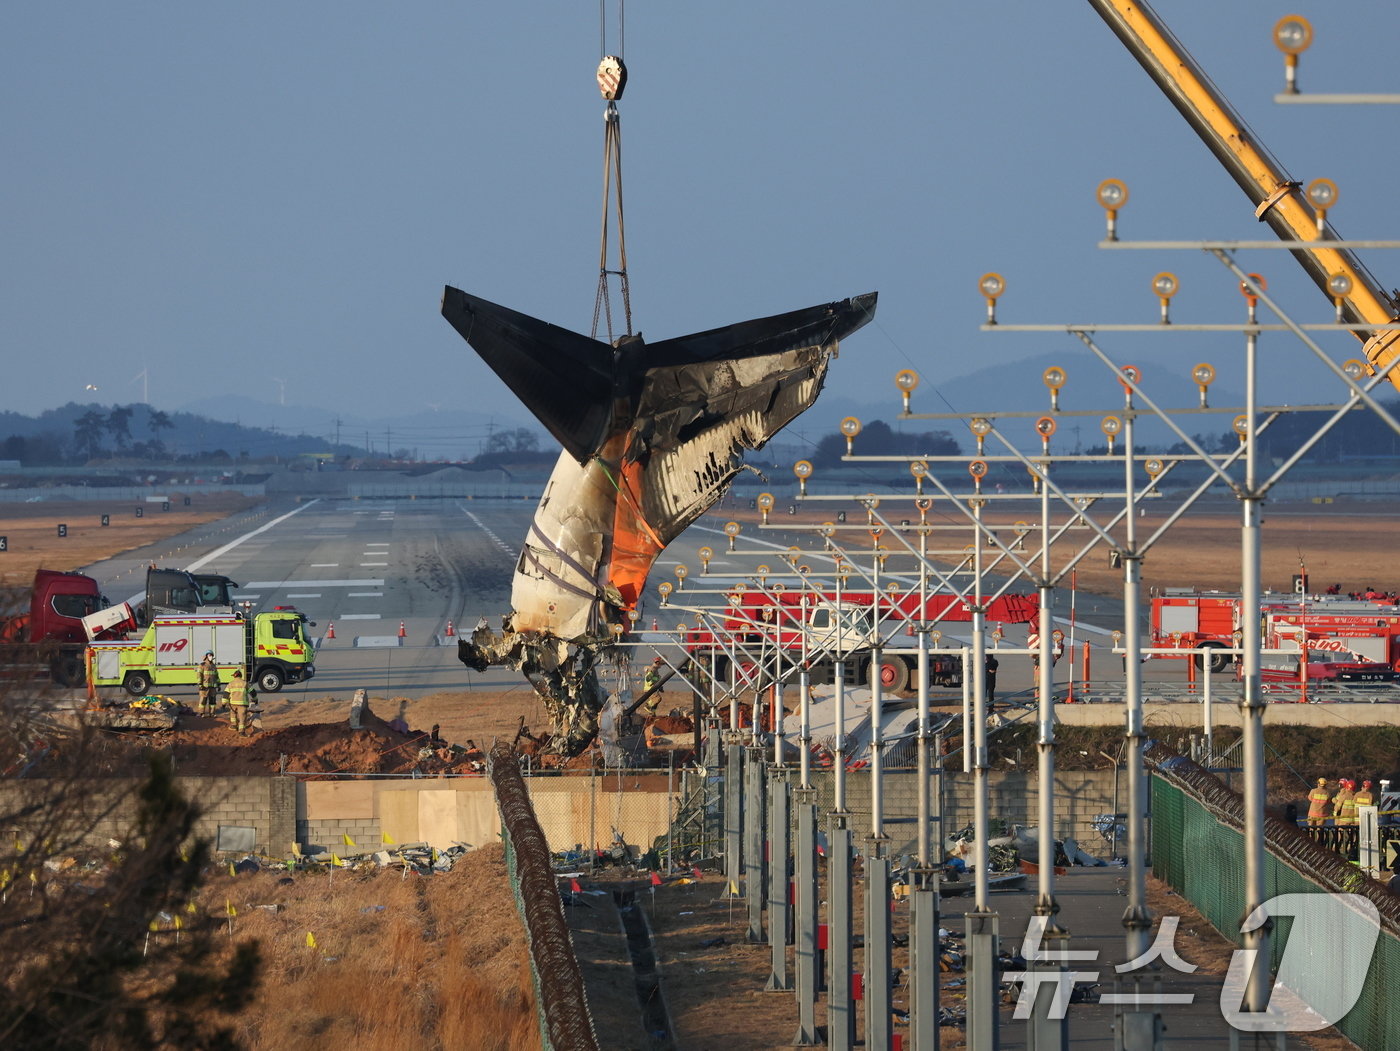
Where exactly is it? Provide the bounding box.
[331,854,345,868]
[225,899,236,917]
[186,901,198,914]
[727,880,740,897]
[381,832,395,845]
[148,919,160,932]
[174,916,183,931]
[228,862,236,877]
[306,931,317,949]
[342,833,356,847]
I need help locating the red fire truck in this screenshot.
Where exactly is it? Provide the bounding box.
[1151,588,1400,674]
[683,588,1038,693]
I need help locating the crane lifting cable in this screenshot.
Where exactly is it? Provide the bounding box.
[592,0,632,342]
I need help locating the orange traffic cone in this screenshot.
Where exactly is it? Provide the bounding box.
[325,621,335,639]
[444,619,455,638]
[398,620,406,638]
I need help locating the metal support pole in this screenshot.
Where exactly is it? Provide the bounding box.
[793,788,822,1045]
[966,910,1000,1051]
[1031,477,1068,1051]
[911,876,942,1051]
[967,496,999,1051]
[726,736,743,891]
[1235,327,1277,1049]
[1118,408,1158,1045]
[767,769,791,990]
[864,853,893,1051]
[828,815,855,1051]
[746,746,767,943]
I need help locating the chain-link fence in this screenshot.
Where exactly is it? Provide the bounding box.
[1151,747,1400,1050]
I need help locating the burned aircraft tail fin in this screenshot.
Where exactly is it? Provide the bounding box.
[441,287,615,462]
[642,292,878,367]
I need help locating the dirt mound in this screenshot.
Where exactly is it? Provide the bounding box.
[96,709,487,778]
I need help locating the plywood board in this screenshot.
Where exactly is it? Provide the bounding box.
[303,780,375,820]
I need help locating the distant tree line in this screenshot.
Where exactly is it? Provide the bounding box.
[810,419,960,467]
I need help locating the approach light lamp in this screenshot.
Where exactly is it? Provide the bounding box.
[915,496,932,523]
[1307,178,1338,235]
[840,416,862,455]
[1152,272,1179,324]
[1111,629,1123,647]
[786,546,801,567]
[1342,358,1369,383]
[1192,363,1216,408]
[968,459,988,494]
[627,608,640,623]
[837,562,852,580]
[1014,520,1031,550]
[886,582,901,598]
[992,626,1005,643]
[756,564,771,583]
[979,272,1005,325]
[862,495,880,525]
[676,622,689,636]
[757,491,775,524]
[1034,415,1056,453]
[698,545,714,574]
[1327,272,1353,322]
[1027,461,1043,494]
[610,622,625,638]
[895,369,920,412]
[793,459,813,496]
[658,580,673,604]
[1143,457,1165,481]
[724,519,741,550]
[1100,414,1123,453]
[1273,15,1312,94]
[1119,364,1142,401]
[1096,179,1129,241]
[1238,271,1268,323]
[818,521,836,539]
[909,459,928,494]
[771,582,787,595]
[674,564,689,590]
[1042,366,1067,411]
[969,416,992,454]
[1232,414,1251,444]
[930,629,943,647]
[798,564,811,576]
[733,582,748,593]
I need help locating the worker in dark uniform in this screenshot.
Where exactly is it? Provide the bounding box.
[985,652,999,704]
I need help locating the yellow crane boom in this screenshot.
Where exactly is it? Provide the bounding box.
[1088,0,1400,389]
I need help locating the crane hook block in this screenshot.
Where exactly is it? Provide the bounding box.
[597,56,627,101]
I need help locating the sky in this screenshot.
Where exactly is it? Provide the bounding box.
[4,2,1398,451]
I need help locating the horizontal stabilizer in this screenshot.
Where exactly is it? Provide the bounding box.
[441,287,615,461]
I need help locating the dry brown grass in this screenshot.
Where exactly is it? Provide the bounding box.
[200,843,539,1051]
[0,494,262,586]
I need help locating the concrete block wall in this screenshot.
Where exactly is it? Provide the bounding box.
[795,768,1121,858]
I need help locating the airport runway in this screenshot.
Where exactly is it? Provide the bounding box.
[76,495,1159,707]
[83,497,536,702]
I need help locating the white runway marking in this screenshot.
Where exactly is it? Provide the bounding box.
[340,614,381,621]
[124,500,319,607]
[310,563,339,568]
[285,593,322,599]
[365,542,389,547]
[460,505,517,558]
[347,591,383,598]
[360,562,388,567]
[243,578,385,588]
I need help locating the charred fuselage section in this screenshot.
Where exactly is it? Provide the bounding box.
[443,288,877,754]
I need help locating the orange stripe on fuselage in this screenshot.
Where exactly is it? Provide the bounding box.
[608,453,664,612]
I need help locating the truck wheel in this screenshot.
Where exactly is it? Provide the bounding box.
[256,667,285,693]
[1195,645,1230,674]
[51,654,86,687]
[123,671,151,697]
[867,656,910,694]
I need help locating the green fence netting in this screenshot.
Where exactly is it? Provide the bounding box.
[1150,747,1400,1051]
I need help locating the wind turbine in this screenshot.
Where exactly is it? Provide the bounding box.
[272,378,286,406]
[131,364,149,404]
